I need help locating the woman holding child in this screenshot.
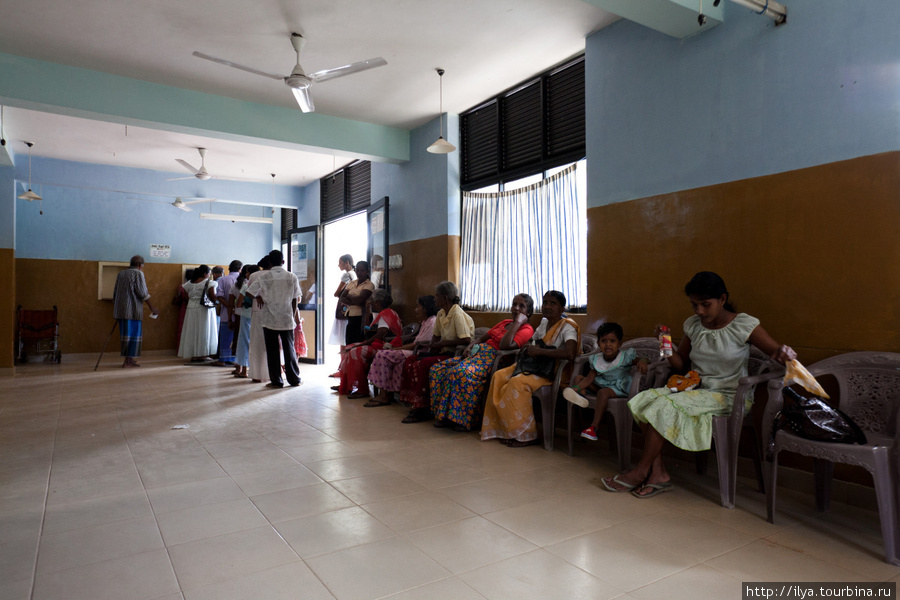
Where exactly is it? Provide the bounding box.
[602,271,796,498]
[481,290,580,447]
[430,294,536,431]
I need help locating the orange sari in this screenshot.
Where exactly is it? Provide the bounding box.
[480,318,580,442]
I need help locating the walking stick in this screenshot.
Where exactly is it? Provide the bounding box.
[94,320,119,371]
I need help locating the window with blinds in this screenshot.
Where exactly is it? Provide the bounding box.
[320,160,371,223]
[460,55,585,190]
[280,207,297,242]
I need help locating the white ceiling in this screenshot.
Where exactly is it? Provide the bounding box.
[0,0,620,186]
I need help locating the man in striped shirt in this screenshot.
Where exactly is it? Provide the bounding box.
[113,255,158,368]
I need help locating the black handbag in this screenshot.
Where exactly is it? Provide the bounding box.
[512,339,557,380]
[768,386,867,459]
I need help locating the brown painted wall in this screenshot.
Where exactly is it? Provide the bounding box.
[386,234,460,324]
[0,249,15,369]
[587,152,900,362]
[15,259,186,354]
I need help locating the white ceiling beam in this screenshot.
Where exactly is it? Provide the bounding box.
[0,52,409,165]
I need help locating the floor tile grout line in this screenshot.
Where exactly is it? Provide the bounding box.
[30,389,63,600]
[119,386,191,596]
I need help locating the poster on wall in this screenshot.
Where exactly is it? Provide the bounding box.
[293,243,308,280]
[370,213,384,234]
[150,244,171,259]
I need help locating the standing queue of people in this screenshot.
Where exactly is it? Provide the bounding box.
[168,251,305,387]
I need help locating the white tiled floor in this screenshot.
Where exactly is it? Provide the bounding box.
[2,354,898,600]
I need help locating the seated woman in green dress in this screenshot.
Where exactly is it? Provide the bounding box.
[602,271,796,498]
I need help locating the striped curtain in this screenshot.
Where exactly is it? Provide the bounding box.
[460,164,586,311]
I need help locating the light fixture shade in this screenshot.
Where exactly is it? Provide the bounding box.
[18,189,41,201]
[427,136,456,154]
[427,67,456,154]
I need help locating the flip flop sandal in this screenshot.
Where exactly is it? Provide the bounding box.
[347,392,371,399]
[364,399,392,407]
[505,439,539,448]
[601,474,638,492]
[631,482,674,498]
[401,410,431,423]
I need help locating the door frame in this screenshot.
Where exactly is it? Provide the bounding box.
[287,224,322,364]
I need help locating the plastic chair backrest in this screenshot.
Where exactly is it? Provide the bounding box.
[807,352,900,437]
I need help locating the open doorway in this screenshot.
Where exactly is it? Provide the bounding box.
[322,212,367,371]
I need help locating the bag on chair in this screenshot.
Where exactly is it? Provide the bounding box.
[767,386,867,459]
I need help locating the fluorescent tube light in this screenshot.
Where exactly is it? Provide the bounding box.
[199,213,273,224]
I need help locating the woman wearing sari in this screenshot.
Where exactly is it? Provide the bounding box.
[399,281,475,423]
[430,294,535,431]
[364,295,438,407]
[481,290,580,447]
[336,289,403,399]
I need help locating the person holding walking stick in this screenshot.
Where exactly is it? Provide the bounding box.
[112,255,158,368]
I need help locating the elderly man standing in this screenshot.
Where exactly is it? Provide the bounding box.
[113,255,158,368]
[212,260,241,366]
[247,250,302,388]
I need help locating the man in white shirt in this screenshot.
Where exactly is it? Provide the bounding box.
[246,250,302,387]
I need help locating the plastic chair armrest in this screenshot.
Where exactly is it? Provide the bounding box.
[731,369,785,415]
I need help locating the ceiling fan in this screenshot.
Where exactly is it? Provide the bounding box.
[193,33,387,113]
[171,197,216,212]
[167,147,213,181]
[128,195,217,211]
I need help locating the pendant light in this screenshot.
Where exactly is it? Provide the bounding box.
[18,142,42,201]
[427,68,456,154]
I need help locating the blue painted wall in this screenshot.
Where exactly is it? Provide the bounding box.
[586,0,900,207]
[297,178,320,229]
[375,114,460,245]
[13,156,305,264]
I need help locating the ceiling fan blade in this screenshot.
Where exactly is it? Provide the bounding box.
[308,57,387,83]
[182,198,217,205]
[292,87,315,113]
[193,51,288,81]
[176,159,199,174]
[166,176,197,181]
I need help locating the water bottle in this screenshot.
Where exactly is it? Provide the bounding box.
[659,325,673,359]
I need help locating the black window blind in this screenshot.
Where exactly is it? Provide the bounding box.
[461,56,585,190]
